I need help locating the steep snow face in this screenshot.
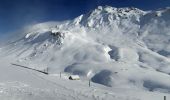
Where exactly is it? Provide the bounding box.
[140,8,170,58]
[1,6,170,95]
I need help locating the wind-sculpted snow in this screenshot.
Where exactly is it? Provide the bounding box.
[140,8,170,58]
[91,70,117,87]
[0,6,170,100]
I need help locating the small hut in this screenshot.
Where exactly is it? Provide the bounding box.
[69,75,80,80]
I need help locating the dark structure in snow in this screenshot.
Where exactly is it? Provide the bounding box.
[50,31,65,45]
[11,63,48,75]
[51,31,65,38]
[69,75,80,80]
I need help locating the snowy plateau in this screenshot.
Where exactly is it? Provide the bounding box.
[0,6,170,100]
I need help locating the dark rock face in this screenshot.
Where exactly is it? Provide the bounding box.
[50,31,65,45]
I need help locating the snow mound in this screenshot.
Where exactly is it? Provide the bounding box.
[143,80,170,92]
[91,70,118,87]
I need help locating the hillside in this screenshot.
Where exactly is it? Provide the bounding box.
[0,6,170,100]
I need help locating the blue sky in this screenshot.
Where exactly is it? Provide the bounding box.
[0,0,170,34]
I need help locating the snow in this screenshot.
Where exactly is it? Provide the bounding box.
[69,75,80,80]
[25,33,31,39]
[0,6,170,100]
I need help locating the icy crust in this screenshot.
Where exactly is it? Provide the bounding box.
[1,6,170,95]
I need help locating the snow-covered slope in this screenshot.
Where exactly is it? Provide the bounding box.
[0,6,170,100]
[140,8,170,57]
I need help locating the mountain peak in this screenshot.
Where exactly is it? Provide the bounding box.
[79,6,145,28]
[94,6,144,14]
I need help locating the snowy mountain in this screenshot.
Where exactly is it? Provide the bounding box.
[0,6,170,100]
